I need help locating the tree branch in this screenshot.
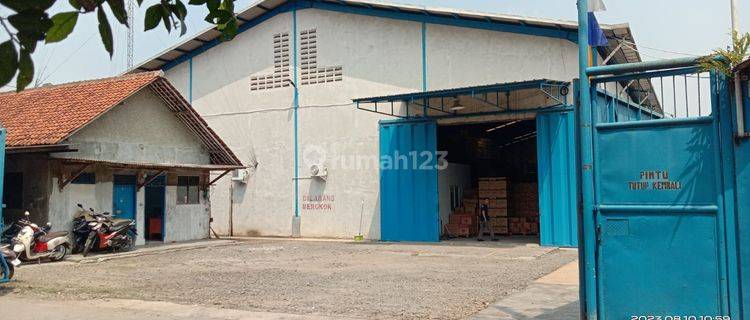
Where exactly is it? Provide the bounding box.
[0,17,20,46]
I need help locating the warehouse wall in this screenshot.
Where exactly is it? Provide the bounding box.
[438,162,472,229]
[163,7,581,239]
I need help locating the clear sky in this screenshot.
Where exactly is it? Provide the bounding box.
[1,0,747,88]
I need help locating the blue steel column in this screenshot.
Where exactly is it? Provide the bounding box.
[188,58,193,103]
[0,129,5,233]
[576,0,598,319]
[293,6,300,219]
[421,21,427,92]
[713,72,741,317]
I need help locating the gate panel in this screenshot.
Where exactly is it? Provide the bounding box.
[595,120,722,317]
[586,65,731,318]
[597,119,717,205]
[379,120,439,242]
[537,110,577,247]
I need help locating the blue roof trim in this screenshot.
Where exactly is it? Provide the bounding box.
[160,0,579,71]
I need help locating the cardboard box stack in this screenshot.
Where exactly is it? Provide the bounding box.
[478,177,509,235]
[508,182,540,235]
[446,189,478,238]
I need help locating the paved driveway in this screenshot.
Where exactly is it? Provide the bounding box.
[0,238,576,319]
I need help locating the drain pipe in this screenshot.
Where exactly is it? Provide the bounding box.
[229,181,234,237]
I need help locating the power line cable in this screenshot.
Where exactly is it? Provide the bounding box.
[616,38,703,57]
[40,31,97,84]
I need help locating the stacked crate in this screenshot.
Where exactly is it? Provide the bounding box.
[508,182,540,235]
[478,177,509,235]
[446,189,478,238]
[447,209,475,238]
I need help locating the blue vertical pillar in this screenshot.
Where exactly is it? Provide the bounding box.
[291,2,300,237]
[188,58,193,103]
[0,129,5,233]
[576,0,598,318]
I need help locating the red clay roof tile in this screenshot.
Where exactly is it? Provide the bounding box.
[0,71,161,147]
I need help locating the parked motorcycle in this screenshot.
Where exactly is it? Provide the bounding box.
[1,243,19,279]
[11,211,71,262]
[80,207,137,257]
[1,220,21,244]
[71,204,105,253]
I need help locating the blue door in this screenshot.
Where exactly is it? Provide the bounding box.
[113,175,136,221]
[536,110,577,247]
[379,120,439,242]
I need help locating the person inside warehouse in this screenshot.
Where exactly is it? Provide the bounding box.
[477,199,498,242]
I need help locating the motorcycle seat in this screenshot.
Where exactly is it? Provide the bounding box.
[39,231,69,243]
[111,220,133,230]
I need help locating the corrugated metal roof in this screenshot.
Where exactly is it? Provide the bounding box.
[57,157,245,171]
[354,79,568,103]
[735,58,750,73]
[130,0,643,73]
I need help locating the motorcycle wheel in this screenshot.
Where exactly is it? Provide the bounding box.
[122,231,136,252]
[1,263,13,280]
[82,236,94,257]
[49,244,68,262]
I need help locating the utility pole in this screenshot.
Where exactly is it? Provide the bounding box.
[126,0,135,70]
[731,0,740,36]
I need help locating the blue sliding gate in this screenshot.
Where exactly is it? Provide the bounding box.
[379,119,439,242]
[537,110,578,247]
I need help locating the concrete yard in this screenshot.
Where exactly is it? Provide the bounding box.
[0,238,577,319]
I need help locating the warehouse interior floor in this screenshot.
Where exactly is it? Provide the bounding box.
[441,235,540,248]
[438,119,541,242]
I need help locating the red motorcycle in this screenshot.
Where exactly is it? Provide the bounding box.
[82,214,137,257]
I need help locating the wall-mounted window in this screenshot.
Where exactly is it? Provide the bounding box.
[449,185,463,210]
[3,172,23,210]
[177,176,199,205]
[72,172,96,184]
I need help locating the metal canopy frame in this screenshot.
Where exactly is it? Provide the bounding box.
[353,79,571,119]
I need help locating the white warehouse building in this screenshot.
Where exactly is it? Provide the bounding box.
[134,0,653,245]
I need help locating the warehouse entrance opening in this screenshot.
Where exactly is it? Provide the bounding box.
[365,80,576,244]
[437,120,540,243]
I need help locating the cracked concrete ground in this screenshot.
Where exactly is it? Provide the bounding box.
[0,238,576,320]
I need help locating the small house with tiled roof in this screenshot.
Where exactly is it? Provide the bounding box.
[0,72,243,244]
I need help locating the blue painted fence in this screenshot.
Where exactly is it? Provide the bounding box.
[732,68,750,320]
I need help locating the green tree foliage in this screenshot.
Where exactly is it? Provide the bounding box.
[0,0,240,91]
[699,31,750,77]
